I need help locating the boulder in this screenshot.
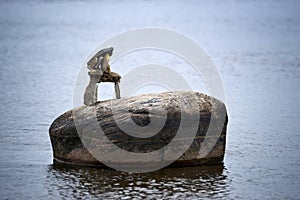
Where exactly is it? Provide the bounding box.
[49,91,228,169]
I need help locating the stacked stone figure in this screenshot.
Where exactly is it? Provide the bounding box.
[84,47,121,106]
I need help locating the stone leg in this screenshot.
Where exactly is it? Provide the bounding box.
[84,82,98,106]
[114,82,121,99]
[84,71,102,106]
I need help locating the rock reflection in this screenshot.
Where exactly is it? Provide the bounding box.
[46,163,230,199]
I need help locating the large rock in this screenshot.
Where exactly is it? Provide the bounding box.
[49,91,228,169]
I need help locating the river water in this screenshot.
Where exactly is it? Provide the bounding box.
[0,0,299,199]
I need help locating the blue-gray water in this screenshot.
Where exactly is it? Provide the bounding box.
[0,0,299,199]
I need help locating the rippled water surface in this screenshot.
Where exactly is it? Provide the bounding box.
[0,0,299,199]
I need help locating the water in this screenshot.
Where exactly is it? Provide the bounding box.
[0,0,299,199]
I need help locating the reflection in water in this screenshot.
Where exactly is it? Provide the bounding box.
[46,164,230,199]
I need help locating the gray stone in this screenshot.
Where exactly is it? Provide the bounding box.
[49,91,228,168]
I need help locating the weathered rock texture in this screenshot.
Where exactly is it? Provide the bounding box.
[49,91,228,168]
